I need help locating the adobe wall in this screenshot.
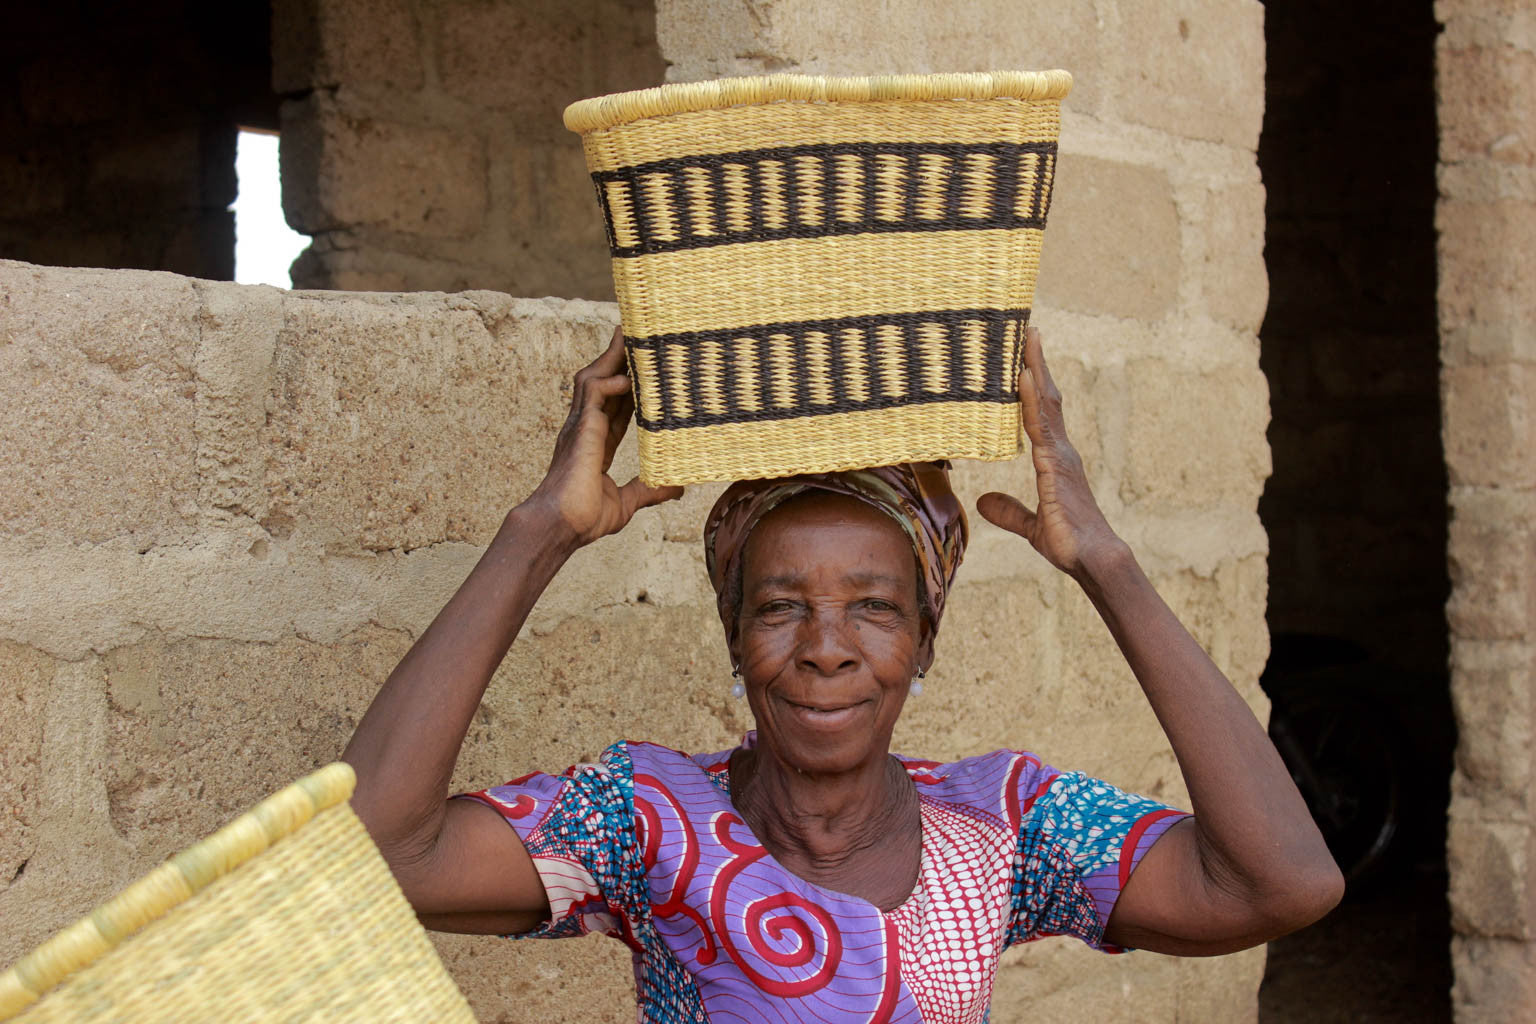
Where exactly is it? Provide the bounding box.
[1437,1,1536,1019]
[272,0,666,297]
[1,1,1272,1021]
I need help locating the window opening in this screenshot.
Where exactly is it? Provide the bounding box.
[232,127,310,288]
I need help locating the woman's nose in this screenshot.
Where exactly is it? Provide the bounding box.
[797,608,858,674]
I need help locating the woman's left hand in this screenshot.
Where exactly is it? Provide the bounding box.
[976,325,1124,580]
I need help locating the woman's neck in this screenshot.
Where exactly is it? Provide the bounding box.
[730,744,921,907]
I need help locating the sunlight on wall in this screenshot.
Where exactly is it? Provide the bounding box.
[232,129,310,288]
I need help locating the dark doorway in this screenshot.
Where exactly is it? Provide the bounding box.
[1256,1,1453,1021]
[0,2,278,280]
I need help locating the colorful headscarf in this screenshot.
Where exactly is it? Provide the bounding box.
[703,462,969,643]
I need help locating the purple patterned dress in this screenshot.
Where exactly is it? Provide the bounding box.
[462,734,1185,1023]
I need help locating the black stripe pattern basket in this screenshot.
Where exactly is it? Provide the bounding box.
[565,71,1072,485]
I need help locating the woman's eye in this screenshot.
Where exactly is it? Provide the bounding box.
[864,599,900,613]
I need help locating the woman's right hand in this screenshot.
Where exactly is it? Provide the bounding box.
[526,325,683,549]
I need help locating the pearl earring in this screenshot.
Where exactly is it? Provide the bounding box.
[730,667,745,699]
[910,668,926,697]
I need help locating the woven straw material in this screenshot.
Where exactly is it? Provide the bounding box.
[0,764,475,1023]
[565,71,1071,486]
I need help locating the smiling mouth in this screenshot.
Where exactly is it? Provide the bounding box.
[781,697,870,726]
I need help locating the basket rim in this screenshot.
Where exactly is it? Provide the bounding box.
[564,69,1073,135]
[0,762,357,1019]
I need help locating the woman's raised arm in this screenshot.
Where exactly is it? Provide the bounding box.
[977,325,1344,955]
[342,326,681,933]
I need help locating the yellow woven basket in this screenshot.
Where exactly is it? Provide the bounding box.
[565,70,1072,486]
[0,764,476,1023]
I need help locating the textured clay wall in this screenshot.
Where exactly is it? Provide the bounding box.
[0,3,1272,1024]
[1437,1,1536,1019]
[273,0,666,297]
[0,2,276,280]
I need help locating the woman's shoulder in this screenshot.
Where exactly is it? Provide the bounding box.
[897,747,1061,828]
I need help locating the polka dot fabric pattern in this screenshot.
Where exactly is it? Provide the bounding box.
[461,738,1186,1022]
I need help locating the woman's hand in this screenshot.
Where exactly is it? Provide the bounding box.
[976,325,1124,580]
[527,325,683,549]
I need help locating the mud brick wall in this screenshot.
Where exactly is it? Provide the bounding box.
[1437,0,1536,1019]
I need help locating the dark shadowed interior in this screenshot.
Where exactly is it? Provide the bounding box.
[1257,1,1453,1020]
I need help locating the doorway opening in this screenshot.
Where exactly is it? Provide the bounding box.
[1256,1,1452,1021]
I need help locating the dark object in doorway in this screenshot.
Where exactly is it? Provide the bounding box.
[1262,634,1427,884]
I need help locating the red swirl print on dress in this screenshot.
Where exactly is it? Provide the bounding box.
[635,773,717,966]
[480,790,537,819]
[709,812,845,997]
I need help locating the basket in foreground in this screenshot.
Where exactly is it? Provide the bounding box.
[565,70,1072,485]
[0,763,475,1023]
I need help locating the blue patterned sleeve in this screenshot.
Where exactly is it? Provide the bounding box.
[457,742,650,946]
[1005,768,1188,953]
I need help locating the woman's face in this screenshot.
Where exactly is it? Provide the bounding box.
[731,492,933,776]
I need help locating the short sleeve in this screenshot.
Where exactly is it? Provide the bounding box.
[1005,768,1187,953]
[457,742,648,945]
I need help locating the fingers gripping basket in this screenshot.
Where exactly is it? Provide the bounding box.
[565,70,1072,486]
[0,764,475,1023]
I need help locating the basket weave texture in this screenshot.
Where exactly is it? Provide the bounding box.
[565,70,1072,485]
[0,764,475,1023]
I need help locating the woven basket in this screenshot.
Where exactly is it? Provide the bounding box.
[0,764,475,1023]
[565,70,1072,486]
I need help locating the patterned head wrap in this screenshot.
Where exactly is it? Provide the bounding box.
[703,462,969,644]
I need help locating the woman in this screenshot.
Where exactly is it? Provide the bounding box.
[343,324,1342,1021]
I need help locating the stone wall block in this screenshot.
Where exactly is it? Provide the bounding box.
[262,293,613,551]
[658,0,1106,112]
[437,0,666,122]
[193,282,283,524]
[271,0,424,95]
[1194,182,1269,332]
[655,0,778,81]
[1440,159,1536,206]
[0,262,201,546]
[1447,487,1536,643]
[1439,43,1536,166]
[0,657,136,969]
[1448,815,1535,940]
[1437,3,1536,53]
[280,94,487,240]
[1175,946,1267,1022]
[436,936,634,1024]
[1035,155,1181,323]
[1441,322,1536,368]
[993,940,1177,1021]
[1451,934,1536,1022]
[1103,0,1265,150]
[1450,641,1536,817]
[1437,198,1536,334]
[1120,360,1271,511]
[1441,363,1536,488]
[101,631,406,863]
